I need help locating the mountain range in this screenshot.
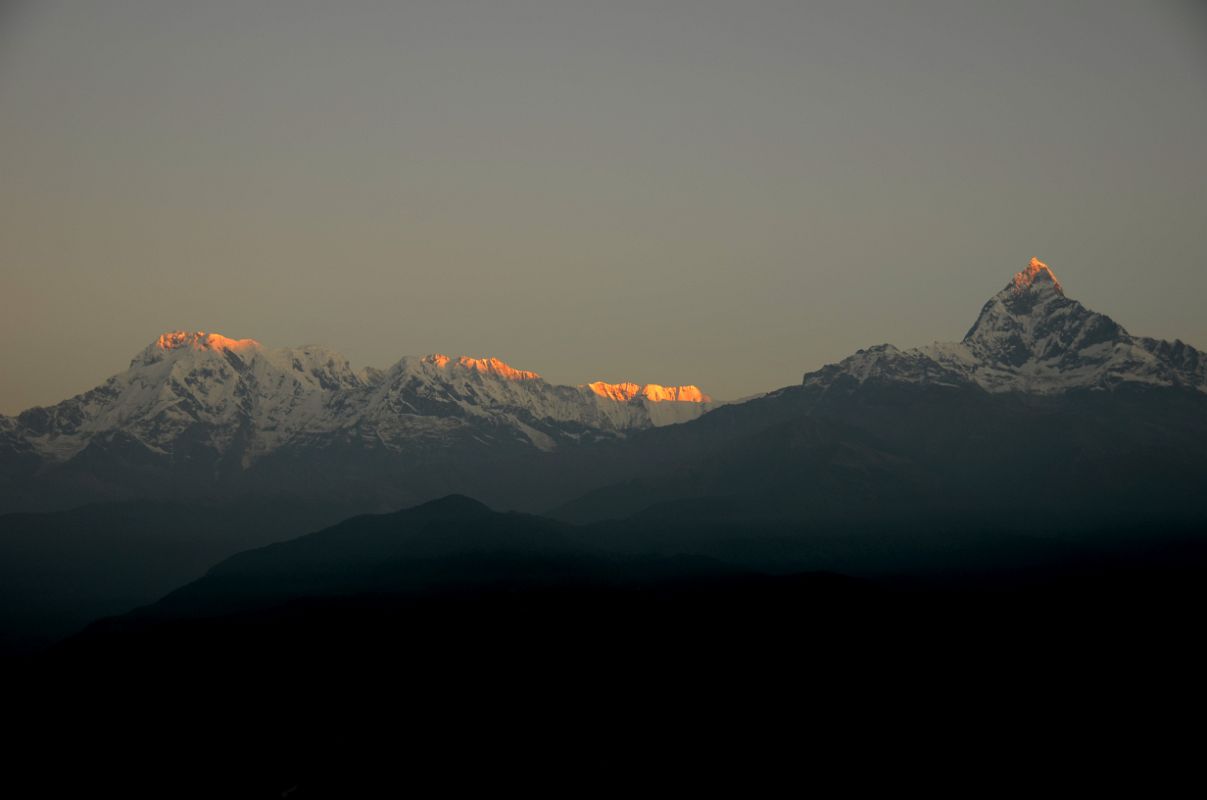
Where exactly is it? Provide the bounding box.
[550,258,1207,525]
[3,258,1207,655]
[3,258,1204,517]
[0,334,713,511]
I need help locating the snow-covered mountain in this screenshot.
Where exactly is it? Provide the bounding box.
[804,258,1207,395]
[3,332,715,468]
[346,356,712,453]
[5,257,1203,517]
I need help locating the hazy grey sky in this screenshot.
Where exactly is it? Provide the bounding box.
[2,0,1205,412]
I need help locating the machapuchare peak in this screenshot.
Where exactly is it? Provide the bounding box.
[803,256,1206,395]
[1011,257,1063,296]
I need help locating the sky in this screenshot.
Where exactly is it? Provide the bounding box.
[1,0,1205,413]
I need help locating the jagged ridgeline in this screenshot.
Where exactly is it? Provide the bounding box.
[4,258,1207,658]
[2,258,1205,518]
[0,335,714,512]
[804,259,1206,394]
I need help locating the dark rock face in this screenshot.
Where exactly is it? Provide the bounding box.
[808,261,1206,395]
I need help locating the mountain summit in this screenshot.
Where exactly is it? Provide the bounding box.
[1010,257,1063,295]
[584,381,711,404]
[805,258,1206,395]
[421,354,541,382]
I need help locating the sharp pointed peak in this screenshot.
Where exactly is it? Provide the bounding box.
[1009,257,1063,296]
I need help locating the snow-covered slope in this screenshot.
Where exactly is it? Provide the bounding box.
[804,258,1207,395]
[582,381,713,428]
[11,332,366,465]
[335,355,713,453]
[4,333,716,467]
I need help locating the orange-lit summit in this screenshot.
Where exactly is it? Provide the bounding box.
[585,381,711,404]
[1012,257,1063,295]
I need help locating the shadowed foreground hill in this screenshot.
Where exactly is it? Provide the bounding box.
[54,492,1207,646]
[0,497,358,654]
[16,493,1207,794]
[56,493,1207,662]
[551,382,1207,527]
